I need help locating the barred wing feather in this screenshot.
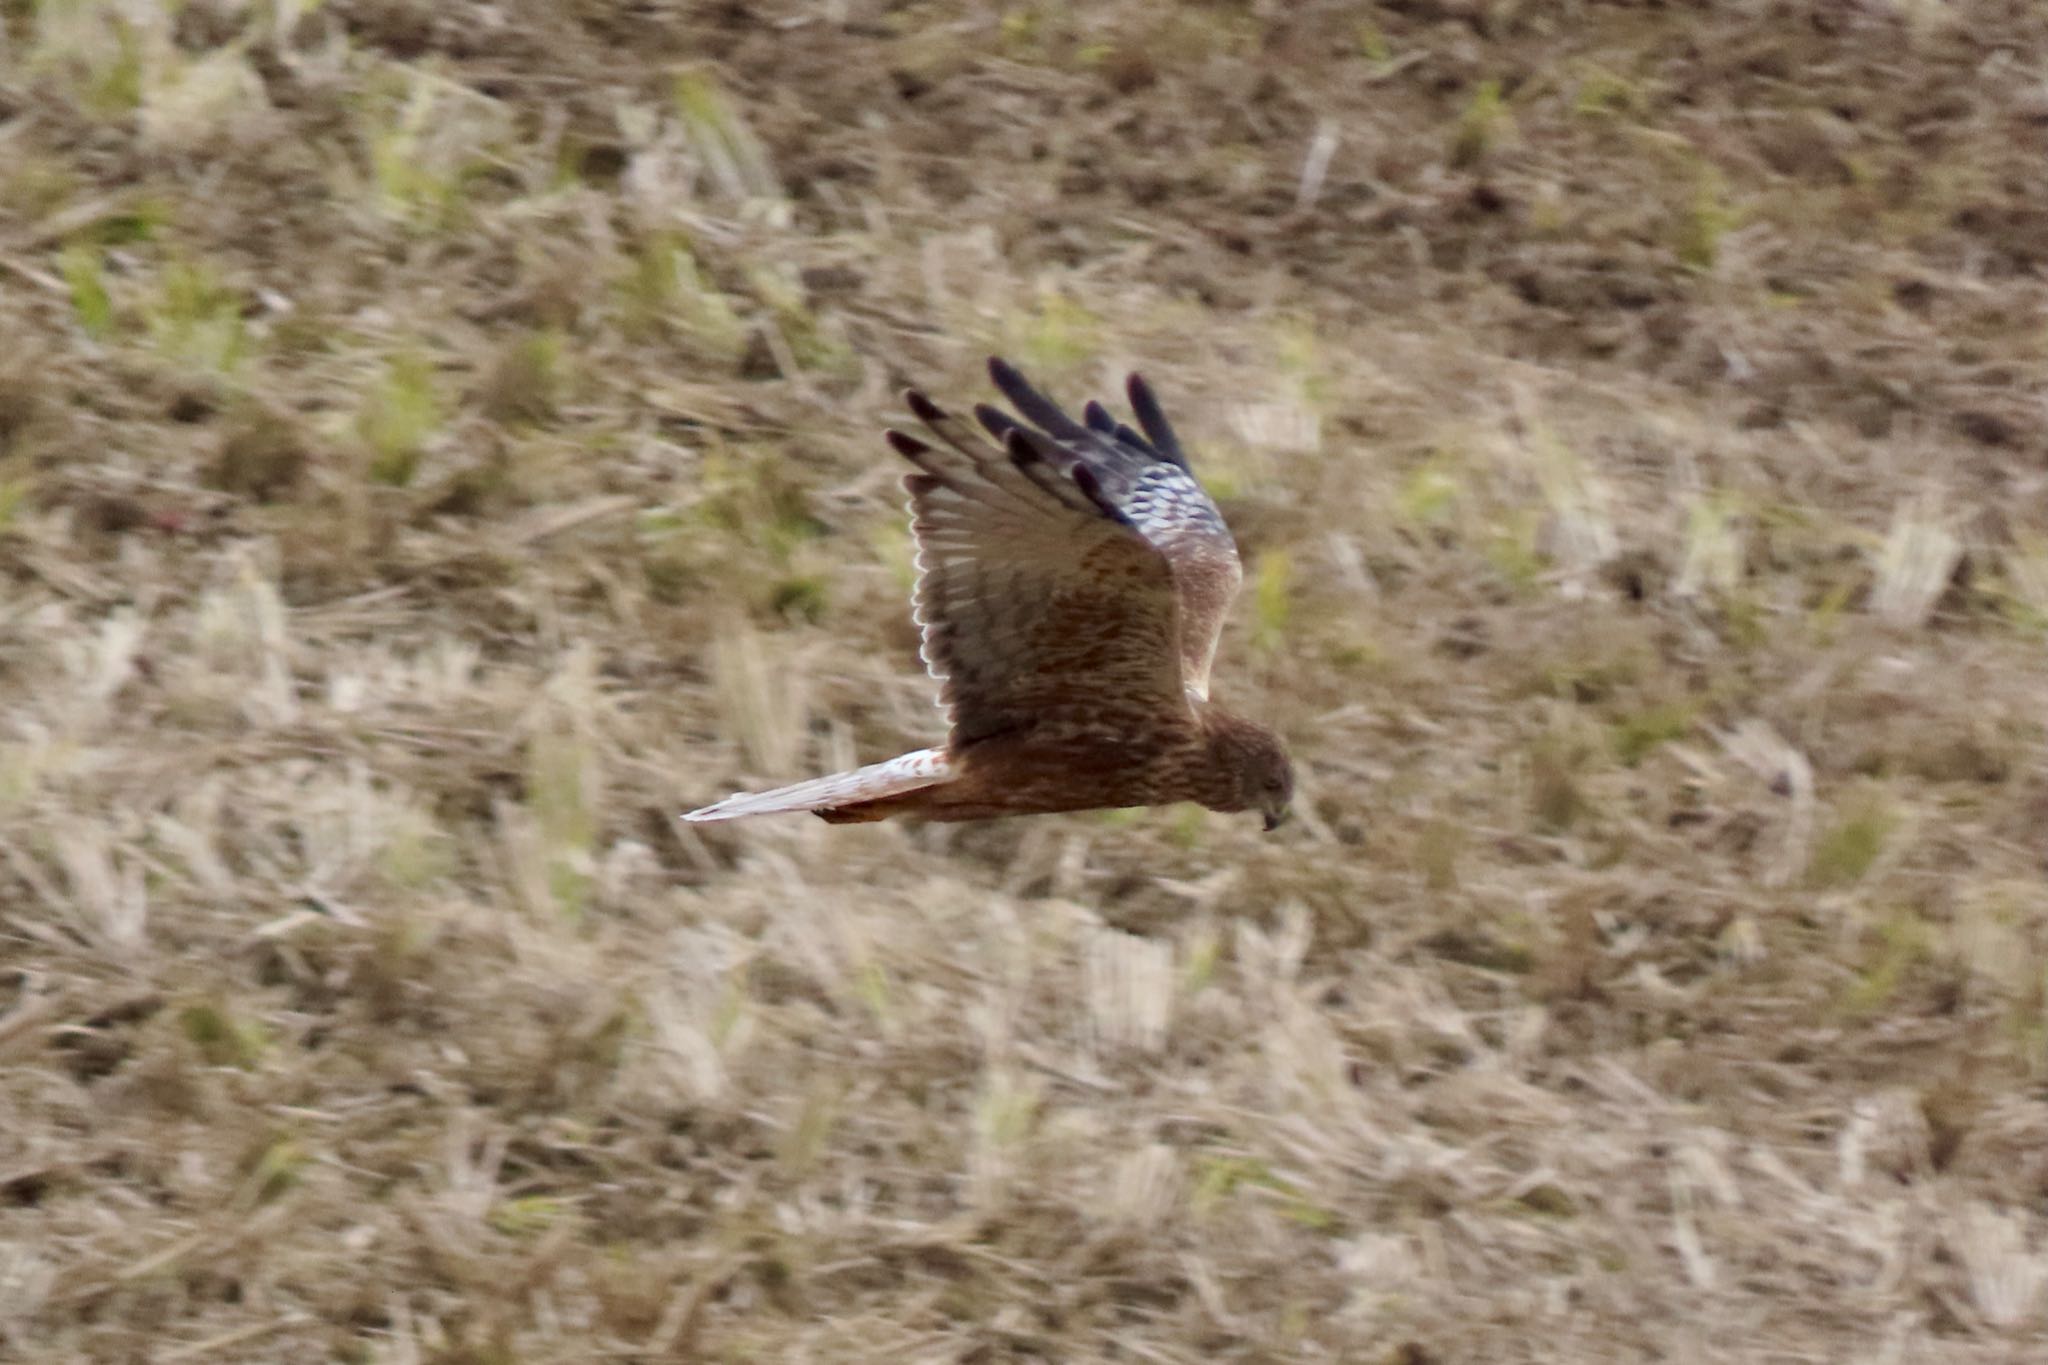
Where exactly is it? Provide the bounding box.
[890,388,1187,748]
[972,359,1242,701]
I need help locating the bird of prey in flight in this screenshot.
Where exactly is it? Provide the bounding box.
[684,357,1293,831]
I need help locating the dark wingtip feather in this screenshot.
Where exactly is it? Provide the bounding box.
[1126,371,1191,471]
[988,355,1092,443]
[1000,425,1044,467]
[974,401,1020,443]
[1002,425,1074,482]
[1114,421,1158,457]
[985,356,1026,409]
[986,356,1037,414]
[1085,394,1162,458]
[904,389,947,425]
[885,428,933,460]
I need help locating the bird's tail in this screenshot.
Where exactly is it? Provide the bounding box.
[682,748,953,823]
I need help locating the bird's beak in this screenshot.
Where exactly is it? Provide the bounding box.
[1262,806,1292,833]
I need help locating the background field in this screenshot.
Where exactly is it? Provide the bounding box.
[5,2,2048,1361]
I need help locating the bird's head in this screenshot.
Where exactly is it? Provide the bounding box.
[1201,710,1295,832]
[1253,748,1295,832]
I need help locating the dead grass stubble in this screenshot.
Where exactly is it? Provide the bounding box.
[4,2,2048,1362]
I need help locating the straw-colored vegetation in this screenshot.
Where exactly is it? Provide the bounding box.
[5,2,2048,1360]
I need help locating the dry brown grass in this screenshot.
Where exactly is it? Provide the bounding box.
[5,1,2048,1361]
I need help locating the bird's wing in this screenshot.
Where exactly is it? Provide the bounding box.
[682,747,951,822]
[889,378,1194,749]
[979,358,1243,701]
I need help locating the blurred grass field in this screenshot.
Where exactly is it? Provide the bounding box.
[4,1,2048,1361]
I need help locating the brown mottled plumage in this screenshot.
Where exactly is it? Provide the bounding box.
[683,357,1294,831]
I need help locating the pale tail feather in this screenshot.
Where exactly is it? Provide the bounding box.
[682,748,952,822]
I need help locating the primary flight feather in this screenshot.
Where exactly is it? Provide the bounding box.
[684,357,1294,830]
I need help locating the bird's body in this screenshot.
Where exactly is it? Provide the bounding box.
[684,358,1293,830]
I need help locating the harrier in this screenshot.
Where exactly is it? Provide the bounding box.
[684,358,1293,830]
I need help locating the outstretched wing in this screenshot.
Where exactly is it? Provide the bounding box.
[889,380,1191,749]
[979,358,1243,700]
